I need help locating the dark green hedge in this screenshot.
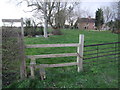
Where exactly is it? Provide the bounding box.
[24,26,44,37]
[2,27,21,87]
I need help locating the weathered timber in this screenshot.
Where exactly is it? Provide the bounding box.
[30,58,36,78]
[36,62,77,68]
[27,53,77,59]
[2,19,21,22]
[77,34,84,72]
[26,43,78,48]
[39,66,46,80]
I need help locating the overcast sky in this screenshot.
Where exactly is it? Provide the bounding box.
[0,0,118,26]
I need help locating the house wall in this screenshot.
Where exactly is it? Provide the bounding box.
[78,23,86,29]
[88,23,95,30]
[78,22,95,30]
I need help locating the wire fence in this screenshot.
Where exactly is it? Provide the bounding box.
[83,42,120,69]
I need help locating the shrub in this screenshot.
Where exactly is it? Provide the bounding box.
[24,26,44,37]
[2,27,21,87]
[51,29,62,35]
[35,26,44,35]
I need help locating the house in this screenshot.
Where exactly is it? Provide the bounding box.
[75,16,95,30]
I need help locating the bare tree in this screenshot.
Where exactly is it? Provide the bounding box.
[80,8,93,18]
[102,6,116,23]
[13,0,57,38]
[66,10,78,28]
[12,0,80,35]
[54,2,80,28]
[110,2,118,20]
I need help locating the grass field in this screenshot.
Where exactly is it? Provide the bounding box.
[6,29,119,88]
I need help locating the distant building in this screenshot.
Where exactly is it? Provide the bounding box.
[75,16,95,30]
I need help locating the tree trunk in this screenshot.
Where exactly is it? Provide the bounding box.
[43,1,48,38]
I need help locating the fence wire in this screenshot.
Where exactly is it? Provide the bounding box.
[83,42,120,70]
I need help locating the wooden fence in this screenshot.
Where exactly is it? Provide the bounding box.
[26,34,84,80]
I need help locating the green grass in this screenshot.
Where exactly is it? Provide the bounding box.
[25,29,118,45]
[6,29,119,88]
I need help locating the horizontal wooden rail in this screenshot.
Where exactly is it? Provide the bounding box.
[2,19,22,22]
[26,43,78,48]
[27,53,77,59]
[36,62,77,68]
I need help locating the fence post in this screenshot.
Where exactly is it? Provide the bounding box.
[30,58,36,78]
[39,65,46,80]
[77,34,84,72]
[19,34,27,79]
[21,18,24,36]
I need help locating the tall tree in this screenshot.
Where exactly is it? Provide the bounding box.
[14,0,80,35]
[95,8,104,30]
[15,0,57,38]
[55,9,66,28]
[102,6,114,23]
[110,1,120,32]
[54,2,80,29]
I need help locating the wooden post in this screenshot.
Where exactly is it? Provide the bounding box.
[39,65,46,80]
[77,34,84,72]
[21,18,24,36]
[20,18,27,79]
[30,58,36,78]
[19,34,27,79]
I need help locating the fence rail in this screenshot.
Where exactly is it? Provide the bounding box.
[27,53,77,59]
[26,43,78,48]
[27,34,84,80]
[26,35,119,80]
[36,62,77,68]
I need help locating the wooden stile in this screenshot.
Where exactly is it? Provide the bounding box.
[27,34,84,79]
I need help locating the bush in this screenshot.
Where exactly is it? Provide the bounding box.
[24,26,34,36]
[2,27,21,87]
[51,29,62,35]
[35,26,44,35]
[24,26,44,37]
